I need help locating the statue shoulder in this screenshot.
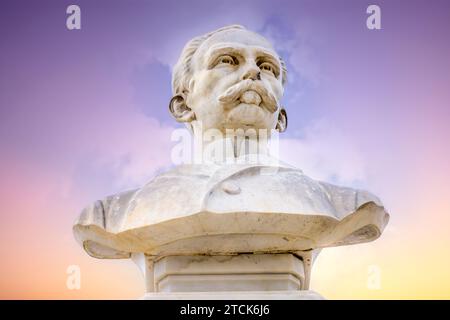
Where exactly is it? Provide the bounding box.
[317,181,383,219]
[75,165,214,232]
[73,189,138,258]
[75,189,139,231]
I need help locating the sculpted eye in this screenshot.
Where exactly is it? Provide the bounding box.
[259,62,276,76]
[217,55,237,66]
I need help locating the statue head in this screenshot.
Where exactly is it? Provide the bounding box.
[170,25,288,137]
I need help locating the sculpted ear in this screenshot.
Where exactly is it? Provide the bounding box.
[276,107,288,133]
[169,94,196,123]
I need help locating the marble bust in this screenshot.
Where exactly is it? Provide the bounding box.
[73,25,389,298]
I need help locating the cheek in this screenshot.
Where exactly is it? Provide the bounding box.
[188,72,213,106]
[269,79,284,100]
[199,69,238,94]
[188,70,235,114]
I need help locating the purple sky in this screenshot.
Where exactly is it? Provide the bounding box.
[1,0,450,232]
[1,0,450,298]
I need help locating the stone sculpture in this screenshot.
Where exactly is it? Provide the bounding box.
[73,25,389,299]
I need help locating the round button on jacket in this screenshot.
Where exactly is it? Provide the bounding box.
[221,181,241,195]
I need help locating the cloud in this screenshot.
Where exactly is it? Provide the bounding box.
[130,60,174,124]
[69,112,177,202]
[257,13,324,88]
[278,119,367,186]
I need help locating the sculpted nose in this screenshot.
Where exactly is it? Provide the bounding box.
[242,67,261,81]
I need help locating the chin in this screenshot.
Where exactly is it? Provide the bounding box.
[223,103,274,131]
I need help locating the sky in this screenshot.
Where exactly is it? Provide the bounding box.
[1,0,450,299]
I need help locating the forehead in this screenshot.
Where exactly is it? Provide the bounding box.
[193,29,278,65]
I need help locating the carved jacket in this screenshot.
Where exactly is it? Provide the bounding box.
[73,159,389,259]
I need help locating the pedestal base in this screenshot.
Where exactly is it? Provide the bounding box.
[133,252,322,299]
[154,254,305,292]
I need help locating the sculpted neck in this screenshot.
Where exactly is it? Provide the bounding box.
[191,126,279,165]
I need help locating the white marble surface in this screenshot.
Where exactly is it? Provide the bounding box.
[74,158,388,259]
[73,25,389,299]
[74,25,388,261]
[152,254,305,292]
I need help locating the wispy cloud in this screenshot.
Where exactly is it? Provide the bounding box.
[279,119,366,186]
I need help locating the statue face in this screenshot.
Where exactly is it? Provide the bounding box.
[183,29,285,134]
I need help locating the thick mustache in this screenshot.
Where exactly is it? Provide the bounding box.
[217,79,278,113]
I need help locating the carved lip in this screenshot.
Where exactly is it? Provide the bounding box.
[218,79,278,113]
[239,90,262,105]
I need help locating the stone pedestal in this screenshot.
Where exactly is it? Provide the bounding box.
[132,252,324,300]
